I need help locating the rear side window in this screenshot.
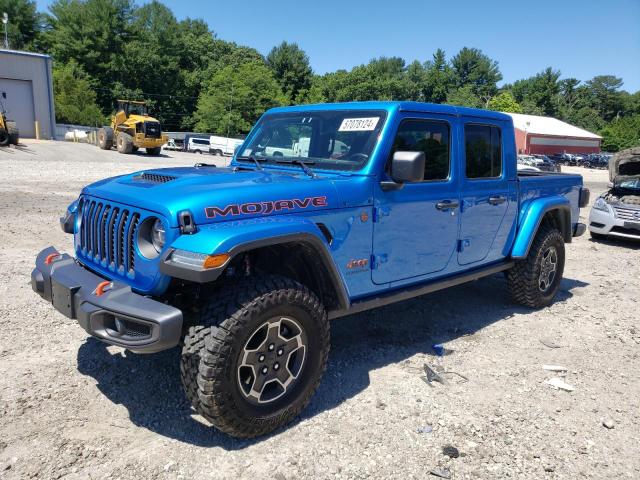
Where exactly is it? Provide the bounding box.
[464,124,502,179]
[390,119,450,181]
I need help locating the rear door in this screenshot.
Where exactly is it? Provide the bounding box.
[372,113,460,284]
[457,121,510,265]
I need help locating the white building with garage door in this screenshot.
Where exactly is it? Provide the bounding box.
[0,49,56,139]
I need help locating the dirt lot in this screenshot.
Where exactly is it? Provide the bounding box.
[0,140,638,479]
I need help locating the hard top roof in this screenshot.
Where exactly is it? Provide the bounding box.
[266,101,512,121]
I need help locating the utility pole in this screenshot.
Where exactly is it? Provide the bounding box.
[2,13,8,49]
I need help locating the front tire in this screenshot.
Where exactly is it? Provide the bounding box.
[7,122,19,145]
[116,132,133,154]
[180,275,330,438]
[507,223,565,308]
[146,146,161,155]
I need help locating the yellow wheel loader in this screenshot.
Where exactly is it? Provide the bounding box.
[97,100,168,155]
[0,92,19,147]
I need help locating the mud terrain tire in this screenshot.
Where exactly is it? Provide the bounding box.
[507,223,565,308]
[181,275,330,438]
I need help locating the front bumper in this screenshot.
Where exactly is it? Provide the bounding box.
[31,246,183,353]
[589,207,640,240]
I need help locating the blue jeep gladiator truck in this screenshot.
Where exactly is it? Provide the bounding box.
[32,102,589,438]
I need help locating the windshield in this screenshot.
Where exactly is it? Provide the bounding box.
[238,110,387,171]
[616,178,640,191]
[120,102,148,116]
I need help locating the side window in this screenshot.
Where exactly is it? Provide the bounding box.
[390,119,450,181]
[464,124,502,179]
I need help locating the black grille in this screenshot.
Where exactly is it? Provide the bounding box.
[79,199,141,274]
[134,172,177,184]
[143,121,161,139]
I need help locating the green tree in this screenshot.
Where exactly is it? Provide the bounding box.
[446,85,482,108]
[423,48,452,103]
[194,61,286,135]
[510,67,561,116]
[487,91,523,113]
[266,41,313,102]
[0,0,42,50]
[450,47,502,102]
[600,115,640,152]
[52,60,104,125]
[44,0,135,110]
[112,1,183,128]
[585,75,625,121]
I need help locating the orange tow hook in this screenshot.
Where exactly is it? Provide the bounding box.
[95,281,113,297]
[44,253,61,265]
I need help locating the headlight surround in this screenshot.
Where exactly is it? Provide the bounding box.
[137,216,166,259]
[593,197,610,212]
[151,218,165,253]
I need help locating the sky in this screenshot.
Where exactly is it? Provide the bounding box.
[36,0,640,92]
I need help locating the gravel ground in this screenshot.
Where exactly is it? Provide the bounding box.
[0,140,638,479]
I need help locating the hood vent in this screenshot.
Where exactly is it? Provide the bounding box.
[134,172,177,184]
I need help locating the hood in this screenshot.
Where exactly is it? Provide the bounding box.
[82,166,347,228]
[609,147,640,183]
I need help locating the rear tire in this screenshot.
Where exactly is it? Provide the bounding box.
[180,275,330,438]
[116,132,133,154]
[7,122,19,145]
[0,128,8,146]
[507,223,565,308]
[98,127,114,150]
[146,146,161,155]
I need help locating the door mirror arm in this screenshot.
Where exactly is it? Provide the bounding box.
[380,180,404,192]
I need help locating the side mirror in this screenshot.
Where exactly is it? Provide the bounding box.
[381,151,425,191]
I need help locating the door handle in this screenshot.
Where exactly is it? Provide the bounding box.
[489,196,506,205]
[435,200,459,210]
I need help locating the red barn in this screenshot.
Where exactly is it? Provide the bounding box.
[505,113,601,155]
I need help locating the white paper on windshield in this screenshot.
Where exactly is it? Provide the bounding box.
[338,117,379,132]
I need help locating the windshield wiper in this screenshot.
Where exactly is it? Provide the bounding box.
[236,155,265,170]
[275,157,317,179]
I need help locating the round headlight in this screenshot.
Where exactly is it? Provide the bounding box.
[151,218,165,253]
[137,217,165,259]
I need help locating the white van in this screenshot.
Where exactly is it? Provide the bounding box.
[187,137,211,154]
[209,135,244,156]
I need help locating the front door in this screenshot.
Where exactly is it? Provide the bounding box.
[372,115,460,285]
[457,122,510,265]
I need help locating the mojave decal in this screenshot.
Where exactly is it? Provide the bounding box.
[205,196,328,218]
